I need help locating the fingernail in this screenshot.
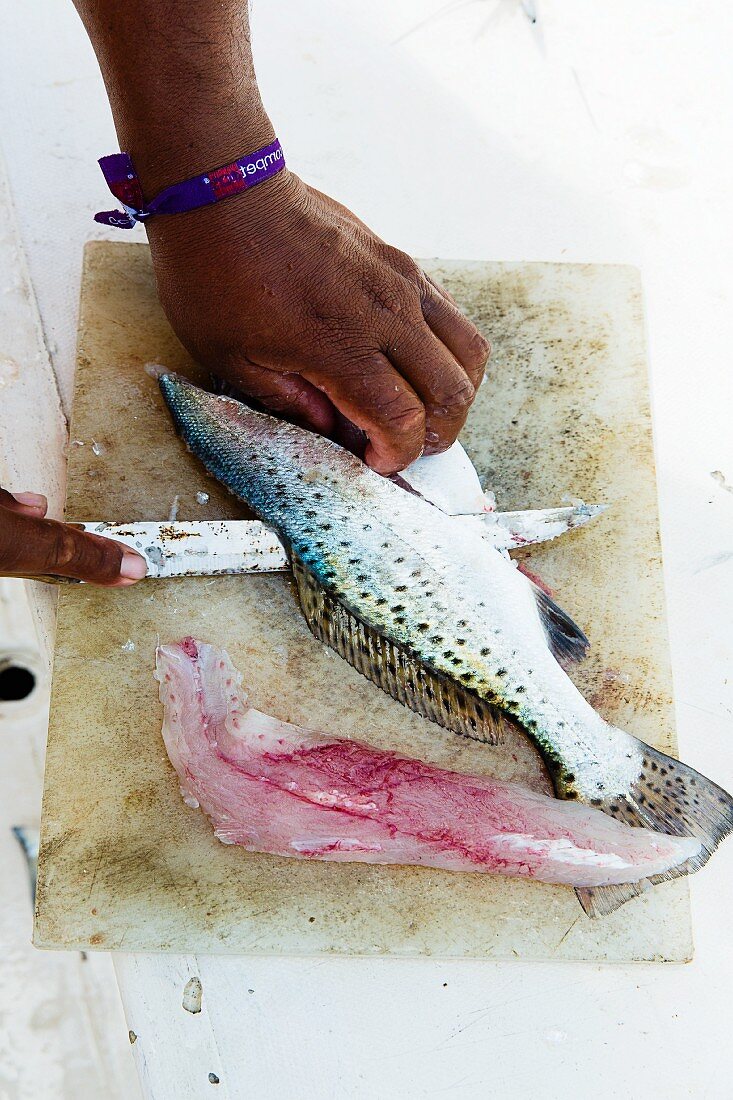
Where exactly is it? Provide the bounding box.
[14,491,47,508]
[119,550,148,581]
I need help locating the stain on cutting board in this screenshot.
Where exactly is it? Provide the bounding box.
[34,244,692,960]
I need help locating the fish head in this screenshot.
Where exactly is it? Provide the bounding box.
[158,374,461,624]
[158,373,369,522]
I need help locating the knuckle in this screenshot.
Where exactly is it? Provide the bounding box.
[393,249,422,281]
[52,527,82,570]
[419,279,453,312]
[377,242,418,274]
[430,278,457,306]
[433,374,475,414]
[52,526,120,581]
[368,281,408,318]
[358,267,419,322]
[382,398,424,436]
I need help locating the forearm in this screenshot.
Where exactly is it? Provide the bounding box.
[72,0,274,197]
[72,0,489,473]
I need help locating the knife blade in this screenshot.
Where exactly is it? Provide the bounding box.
[477,502,608,550]
[75,501,606,580]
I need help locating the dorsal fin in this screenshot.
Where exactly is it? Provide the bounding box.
[291,555,523,746]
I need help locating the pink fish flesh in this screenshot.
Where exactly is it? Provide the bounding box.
[155,639,700,887]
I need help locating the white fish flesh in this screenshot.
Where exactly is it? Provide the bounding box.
[400,442,607,550]
[155,639,700,888]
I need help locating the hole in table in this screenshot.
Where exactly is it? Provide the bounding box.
[0,664,36,702]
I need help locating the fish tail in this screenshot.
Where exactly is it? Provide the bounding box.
[575,737,733,917]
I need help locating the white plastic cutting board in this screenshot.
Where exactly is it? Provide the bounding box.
[34,244,692,961]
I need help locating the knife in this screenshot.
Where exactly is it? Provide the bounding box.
[72,501,606,580]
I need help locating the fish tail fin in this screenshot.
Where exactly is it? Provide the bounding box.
[576,879,650,917]
[575,737,733,917]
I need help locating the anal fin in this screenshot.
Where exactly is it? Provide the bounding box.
[292,556,517,746]
[532,583,590,665]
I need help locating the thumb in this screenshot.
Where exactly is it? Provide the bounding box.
[0,487,48,518]
[0,507,147,586]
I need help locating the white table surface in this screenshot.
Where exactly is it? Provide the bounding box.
[1,1,731,1097]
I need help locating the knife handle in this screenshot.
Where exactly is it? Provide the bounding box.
[0,573,82,586]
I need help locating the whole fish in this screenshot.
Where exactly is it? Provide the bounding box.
[156,639,700,886]
[160,375,733,915]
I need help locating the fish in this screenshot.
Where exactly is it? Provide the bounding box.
[155,639,700,886]
[398,440,496,515]
[159,374,733,915]
[400,441,608,554]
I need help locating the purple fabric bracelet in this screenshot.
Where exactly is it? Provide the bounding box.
[94,138,286,229]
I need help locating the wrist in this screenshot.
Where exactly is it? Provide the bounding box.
[120,102,277,201]
[146,168,303,265]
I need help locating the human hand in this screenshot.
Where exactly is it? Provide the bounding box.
[74,0,489,472]
[0,489,147,585]
[150,173,490,475]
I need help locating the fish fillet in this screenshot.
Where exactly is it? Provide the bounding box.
[155,639,700,888]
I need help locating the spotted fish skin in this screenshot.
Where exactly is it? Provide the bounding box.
[160,375,733,914]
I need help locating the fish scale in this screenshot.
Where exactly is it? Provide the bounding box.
[178,386,562,738]
[160,373,733,915]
